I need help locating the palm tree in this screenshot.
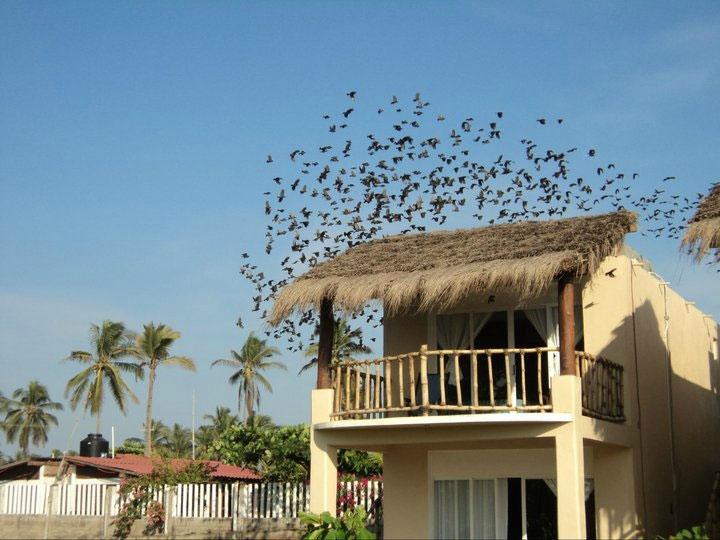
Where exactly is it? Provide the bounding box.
[2,381,63,455]
[299,318,372,374]
[245,414,275,429]
[195,425,217,459]
[212,332,286,422]
[141,419,169,452]
[134,323,196,456]
[202,406,239,435]
[64,321,143,434]
[160,423,192,458]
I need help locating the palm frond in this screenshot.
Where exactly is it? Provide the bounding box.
[162,356,196,371]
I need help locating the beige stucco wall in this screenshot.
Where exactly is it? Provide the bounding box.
[383,447,428,540]
[582,254,720,535]
[633,263,720,532]
[374,253,719,537]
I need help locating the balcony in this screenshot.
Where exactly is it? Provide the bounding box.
[330,346,625,423]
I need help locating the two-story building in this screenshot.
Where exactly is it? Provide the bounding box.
[271,211,720,539]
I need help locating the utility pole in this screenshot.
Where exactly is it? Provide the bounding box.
[191,390,196,460]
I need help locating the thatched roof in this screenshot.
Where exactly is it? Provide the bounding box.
[683,183,720,261]
[270,211,637,323]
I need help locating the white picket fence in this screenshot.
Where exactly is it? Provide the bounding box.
[0,480,381,520]
[56,483,107,516]
[0,482,48,515]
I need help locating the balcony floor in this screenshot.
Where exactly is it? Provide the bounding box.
[315,412,572,431]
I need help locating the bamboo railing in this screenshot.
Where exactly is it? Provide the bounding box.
[331,345,555,419]
[330,345,627,422]
[575,351,625,422]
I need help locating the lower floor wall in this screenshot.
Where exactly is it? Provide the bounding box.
[382,445,642,540]
[0,515,303,539]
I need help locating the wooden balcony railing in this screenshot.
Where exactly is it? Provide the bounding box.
[330,345,626,422]
[331,345,556,419]
[576,351,625,422]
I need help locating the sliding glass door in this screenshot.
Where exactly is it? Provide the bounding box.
[433,305,584,408]
[432,477,596,540]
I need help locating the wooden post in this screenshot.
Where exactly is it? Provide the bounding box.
[317,297,334,389]
[408,353,416,408]
[420,345,429,415]
[558,274,577,376]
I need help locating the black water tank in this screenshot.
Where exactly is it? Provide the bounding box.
[79,433,109,457]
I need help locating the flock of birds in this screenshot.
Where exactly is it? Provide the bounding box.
[238,92,703,352]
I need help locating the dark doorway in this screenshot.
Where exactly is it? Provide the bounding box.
[472,311,510,405]
[514,310,551,407]
[525,479,596,540]
[526,479,557,540]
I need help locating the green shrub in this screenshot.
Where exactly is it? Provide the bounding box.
[656,525,709,540]
[300,507,375,540]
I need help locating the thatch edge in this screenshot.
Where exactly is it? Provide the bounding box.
[269,211,636,325]
[682,216,720,261]
[270,248,625,325]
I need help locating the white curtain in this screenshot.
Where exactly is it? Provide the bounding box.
[494,478,509,540]
[472,480,495,540]
[524,308,548,343]
[547,306,584,377]
[542,478,594,501]
[434,479,507,540]
[548,307,560,378]
[437,313,492,382]
[434,480,457,539]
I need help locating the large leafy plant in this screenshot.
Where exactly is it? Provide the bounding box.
[299,507,375,540]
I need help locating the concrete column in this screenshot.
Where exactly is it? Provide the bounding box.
[383,447,428,540]
[164,486,175,536]
[102,484,115,538]
[552,375,587,539]
[310,388,337,515]
[594,446,642,539]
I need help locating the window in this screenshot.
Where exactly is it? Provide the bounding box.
[433,477,596,540]
[433,479,507,540]
[432,305,584,407]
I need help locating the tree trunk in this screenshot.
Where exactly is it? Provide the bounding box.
[145,366,156,457]
[95,411,101,435]
[558,275,577,375]
[317,297,334,389]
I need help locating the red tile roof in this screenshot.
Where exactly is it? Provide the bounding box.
[64,454,260,481]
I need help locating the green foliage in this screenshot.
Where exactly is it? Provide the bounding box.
[112,460,212,539]
[2,381,63,454]
[655,525,709,540]
[159,423,192,458]
[211,422,381,482]
[133,322,195,456]
[115,438,145,455]
[211,332,286,420]
[211,423,309,482]
[262,424,310,482]
[209,422,268,469]
[337,450,382,478]
[299,508,375,540]
[300,318,372,375]
[64,320,143,433]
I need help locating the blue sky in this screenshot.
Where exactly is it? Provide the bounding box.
[1,1,719,455]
